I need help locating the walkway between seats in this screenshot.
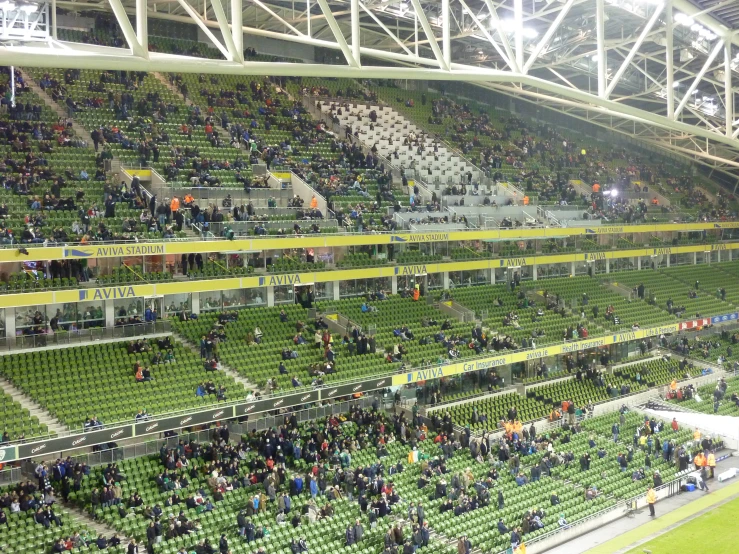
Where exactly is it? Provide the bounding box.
[0,377,68,436]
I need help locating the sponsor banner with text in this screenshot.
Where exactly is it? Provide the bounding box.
[133,407,234,437]
[0,222,734,263]
[18,425,133,460]
[235,390,320,418]
[391,322,680,385]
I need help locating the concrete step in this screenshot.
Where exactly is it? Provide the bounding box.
[64,502,149,553]
[20,69,95,147]
[171,334,262,395]
[0,377,68,435]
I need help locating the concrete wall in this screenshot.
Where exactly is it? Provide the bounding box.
[290,173,327,216]
[56,14,95,31]
[196,28,315,62]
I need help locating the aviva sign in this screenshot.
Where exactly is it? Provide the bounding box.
[395,265,428,275]
[258,274,302,286]
[79,286,137,301]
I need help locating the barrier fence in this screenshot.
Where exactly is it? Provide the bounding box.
[0,317,732,462]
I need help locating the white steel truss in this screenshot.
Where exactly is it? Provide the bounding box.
[0,0,737,178]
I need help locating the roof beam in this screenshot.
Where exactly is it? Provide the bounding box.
[605,2,665,99]
[523,0,576,74]
[674,38,724,119]
[458,0,515,70]
[210,0,241,61]
[315,0,359,67]
[175,0,230,59]
[409,0,449,70]
[482,0,519,73]
[108,0,146,58]
[359,1,412,56]
[251,0,302,36]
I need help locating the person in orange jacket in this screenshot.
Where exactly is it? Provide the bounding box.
[170,196,180,213]
[694,452,706,470]
[310,195,318,209]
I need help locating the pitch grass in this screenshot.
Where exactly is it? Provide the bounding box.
[625,495,739,554]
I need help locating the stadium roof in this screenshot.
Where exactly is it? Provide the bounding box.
[0,0,737,180]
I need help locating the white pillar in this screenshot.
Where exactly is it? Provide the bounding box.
[51,0,57,40]
[532,264,538,281]
[333,282,341,301]
[490,268,495,285]
[391,275,398,295]
[232,0,243,60]
[570,261,576,277]
[725,40,733,138]
[637,257,641,270]
[136,0,148,55]
[4,308,15,343]
[666,255,670,267]
[596,0,606,97]
[716,250,720,263]
[442,272,450,289]
[105,300,115,328]
[350,0,360,64]
[605,259,610,273]
[514,0,524,71]
[267,286,275,307]
[665,0,674,118]
[694,252,698,265]
[191,293,200,315]
[729,250,733,262]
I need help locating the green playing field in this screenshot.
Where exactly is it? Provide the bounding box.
[625,494,739,554]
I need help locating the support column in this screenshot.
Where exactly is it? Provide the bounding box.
[725,40,733,138]
[637,257,641,270]
[231,0,243,60]
[596,0,606,97]
[666,255,670,267]
[532,265,538,281]
[51,0,57,40]
[4,308,15,343]
[570,261,576,277]
[105,300,115,328]
[191,293,200,316]
[442,0,450,69]
[605,259,610,273]
[665,0,674,118]
[442,272,450,289]
[350,0,360,65]
[267,286,275,307]
[136,0,148,55]
[729,250,733,262]
[694,252,698,265]
[333,282,341,301]
[391,276,398,295]
[514,0,524,71]
[490,268,495,285]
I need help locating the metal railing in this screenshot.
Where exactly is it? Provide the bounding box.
[0,321,171,353]
[18,397,376,473]
[504,475,686,554]
[0,312,731,451]
[0,217,736,252]
[0,467,22,485]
